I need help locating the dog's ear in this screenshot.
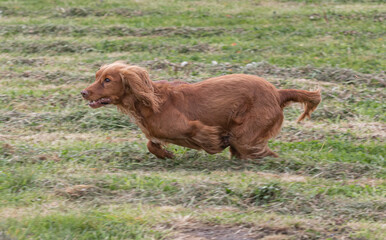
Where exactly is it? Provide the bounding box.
[119,66,159,112]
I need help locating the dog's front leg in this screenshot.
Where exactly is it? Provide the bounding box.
[147,141,174,159]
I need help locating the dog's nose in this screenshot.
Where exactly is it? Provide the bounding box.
[81,90,89,98]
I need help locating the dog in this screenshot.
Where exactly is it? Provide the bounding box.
[81,62,321,159]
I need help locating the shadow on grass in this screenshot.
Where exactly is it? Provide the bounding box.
[95,143,384,180]
[1,140,384,179]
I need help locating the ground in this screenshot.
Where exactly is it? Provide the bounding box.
[0,0,385,239]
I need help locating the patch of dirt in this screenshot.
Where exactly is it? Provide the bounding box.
[173,225,257,240]
[34,154,61,163]
[0,207,26,219]
[56,184,102,199]
[164,218,294,240]
[256,172,307,183]
[167,221,352,240]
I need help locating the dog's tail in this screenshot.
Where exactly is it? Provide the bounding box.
[278,88,321,123]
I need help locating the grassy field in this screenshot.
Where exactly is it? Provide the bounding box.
[0,0,385,239]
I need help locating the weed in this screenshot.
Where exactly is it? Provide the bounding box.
[247,183,282,205]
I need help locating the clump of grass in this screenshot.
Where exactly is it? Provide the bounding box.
[0,168,36,193]
[247,183,282,205]
[3,211,163,240]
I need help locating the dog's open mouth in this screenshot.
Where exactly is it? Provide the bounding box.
[88,98,112,108]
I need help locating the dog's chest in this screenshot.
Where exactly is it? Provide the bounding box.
[136,120,167,144]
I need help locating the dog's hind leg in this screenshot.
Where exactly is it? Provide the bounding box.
[229,111,283,160]
[230,139,278,160]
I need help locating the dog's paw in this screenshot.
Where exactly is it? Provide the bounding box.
[164,150,175,159]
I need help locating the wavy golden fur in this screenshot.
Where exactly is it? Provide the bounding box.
[82,62,321,159]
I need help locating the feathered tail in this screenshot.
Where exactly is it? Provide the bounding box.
[278,89,321,122]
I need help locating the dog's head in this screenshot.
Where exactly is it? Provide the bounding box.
[81,62,157,110]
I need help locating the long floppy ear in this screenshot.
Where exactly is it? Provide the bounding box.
[119,66,160,112]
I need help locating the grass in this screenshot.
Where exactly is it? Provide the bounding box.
[0,0,385,239]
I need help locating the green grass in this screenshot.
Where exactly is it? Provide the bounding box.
[0,0,385,239]
[3,210,162,240]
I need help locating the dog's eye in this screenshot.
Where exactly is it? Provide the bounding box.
[104,78,111,83]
